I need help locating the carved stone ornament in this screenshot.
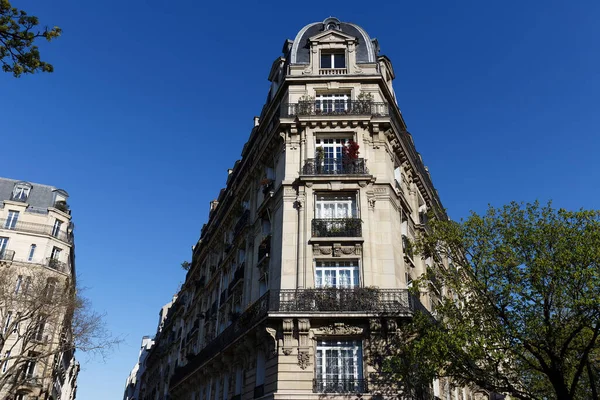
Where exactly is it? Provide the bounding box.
[265,327,278,357]
[297,350,311,370]
[368,197,376,209]
[313,244,332,255]
[282,319,294,355]
[314,322,364,336]
[333,243,342,257]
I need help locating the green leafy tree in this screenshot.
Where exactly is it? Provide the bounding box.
[0,0,61,77]
[392,202,600,400]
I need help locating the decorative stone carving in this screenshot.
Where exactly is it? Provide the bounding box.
[297,318,311,369]
[354,243,362,255]
[314,323,364,336]
[368,197,376,209]
[341,246,354,255]
[282,319,294,356]
[265,327,278,357]
[297,350,311,370]
[333,243,342,257]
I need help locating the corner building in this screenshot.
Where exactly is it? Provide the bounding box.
[162,18,456,400]
[0,177,78,400]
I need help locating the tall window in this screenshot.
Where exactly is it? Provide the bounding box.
[24,353,37,378]
[315,94,349,114]
[316,138,350,172]
[28,244,36,262]
[320,52,346,69]
[1,351,10,373]
[316,261,360,288]
[52,219,62,237]
[0,237,8,258]
[315,193,357,219]
[50,247,61,260]
[315,340,363,393]
[5,211,19,230]
[3,311,12,334]
[14,275,22,294]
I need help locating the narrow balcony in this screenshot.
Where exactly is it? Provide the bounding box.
[0,249,15,261]
[0,218,73,244]
[281,100,389,118]
[271,288,411,315]
[170,292,270,389]
[46,257,68,273]
[319,67,347,75]
[312,218,362,238]
[302,158,368,176]
[313,378,368,394]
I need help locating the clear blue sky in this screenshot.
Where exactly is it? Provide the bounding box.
[2,0,599,398]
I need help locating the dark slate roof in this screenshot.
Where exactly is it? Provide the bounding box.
[0,177,68,210]
[289,17,378,65]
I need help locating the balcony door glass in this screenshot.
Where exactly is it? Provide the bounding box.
[0,237,7,257]
[316,138,349,173]
[5,211,19,230]
[315,261,359,288]
[315,193,356,219]
[316,340,363,392]
[315,94,349,114]
[52,220,62,237]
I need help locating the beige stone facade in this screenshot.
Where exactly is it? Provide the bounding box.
[0,178,78,400]
[139,17,479,400]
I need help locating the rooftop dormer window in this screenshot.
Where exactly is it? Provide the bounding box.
[11,183,31,202]
[320,51,346,70]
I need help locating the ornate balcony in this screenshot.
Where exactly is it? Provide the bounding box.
[170,292,270,389]
[281,101,389,118]
[271,288,411,314]
[313,378,368,394]
[0,218,72,244]
[312,218,362,238]
[302,158,368,176]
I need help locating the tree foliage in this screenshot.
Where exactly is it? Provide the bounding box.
[0,0,61,77]
[0,264,119,396]
[391,202,600,400]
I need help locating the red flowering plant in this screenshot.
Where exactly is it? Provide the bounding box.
[341,140,360,173]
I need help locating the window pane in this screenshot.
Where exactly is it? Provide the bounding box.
[334,53,345,68]
[321,54,332,68]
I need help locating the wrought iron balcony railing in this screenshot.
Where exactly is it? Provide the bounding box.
[312,218,362,237]
[271,288,411,314]
[313,378,368,393]
[0,218,72,243]
[170,292,270,389]
[46,257,68,273]
[0,249,15,261]
[281,101,389,118]
[302,158,368,175]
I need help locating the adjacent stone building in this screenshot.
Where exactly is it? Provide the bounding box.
[0,177,78,400]
[138,17,472,400]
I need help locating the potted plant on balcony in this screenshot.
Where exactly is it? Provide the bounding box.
[298,95,315,115]
[355,92,373,114]
[341,140,360,174]
[315,146,324,174]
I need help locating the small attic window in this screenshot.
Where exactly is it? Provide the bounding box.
[11,183,31,202]
[320,51,346,69]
